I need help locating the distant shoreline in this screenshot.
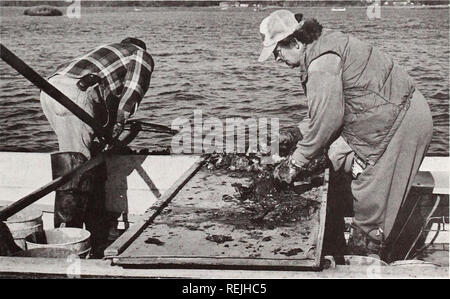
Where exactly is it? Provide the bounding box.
[1,1,449,8]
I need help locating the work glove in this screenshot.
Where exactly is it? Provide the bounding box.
[278,126,303,156]
[111,122,124,141]
[273,156,304,184]
[111,109,129,140]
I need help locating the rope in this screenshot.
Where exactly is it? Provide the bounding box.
[404,195,442,260]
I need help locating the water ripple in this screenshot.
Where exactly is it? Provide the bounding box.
[0,6,448,155]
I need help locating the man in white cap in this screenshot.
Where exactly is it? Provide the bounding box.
[258,10,433,261]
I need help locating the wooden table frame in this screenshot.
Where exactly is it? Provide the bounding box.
[107,167,329,271]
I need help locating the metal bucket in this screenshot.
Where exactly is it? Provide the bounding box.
[13,247,74,258]
[25,227,91,258]
[5,209,44,250]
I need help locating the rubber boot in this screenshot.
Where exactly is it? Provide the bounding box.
[84,161,108,258]
[322,169,351,265]
[0,222,22,256]
[51,152,92,228]
[347,224,385,259]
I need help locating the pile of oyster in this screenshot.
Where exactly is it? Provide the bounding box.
[204,151,328,224]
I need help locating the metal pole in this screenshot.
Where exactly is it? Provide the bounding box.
[126,120,178,135]
[0,153,107,221]
[0,126,139,221]
[0,43,112,144]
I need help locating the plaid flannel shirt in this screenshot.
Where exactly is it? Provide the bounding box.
[55,42,153,115]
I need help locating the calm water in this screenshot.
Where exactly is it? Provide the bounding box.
[0,6,449,154]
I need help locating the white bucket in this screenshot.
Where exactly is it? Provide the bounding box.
[25,227,91,258]
[5,209,44,250]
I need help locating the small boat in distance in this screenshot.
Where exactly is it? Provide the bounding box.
[331,7,347,12]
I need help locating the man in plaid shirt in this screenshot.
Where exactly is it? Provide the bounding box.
[41,37,154,159]
[39,38,153,239]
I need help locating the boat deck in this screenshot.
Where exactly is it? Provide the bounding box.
[113,168,327,269]
[0,256,447,278]
[0,154,448,278]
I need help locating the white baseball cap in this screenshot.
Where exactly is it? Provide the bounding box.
[258,10,302,62]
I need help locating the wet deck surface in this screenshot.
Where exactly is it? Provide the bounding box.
[120,168,325,262]
[0,255,448,278]
[419,244,449,267]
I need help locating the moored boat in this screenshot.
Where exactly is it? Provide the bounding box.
[24,6,63,17]
[331,7,347,12]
